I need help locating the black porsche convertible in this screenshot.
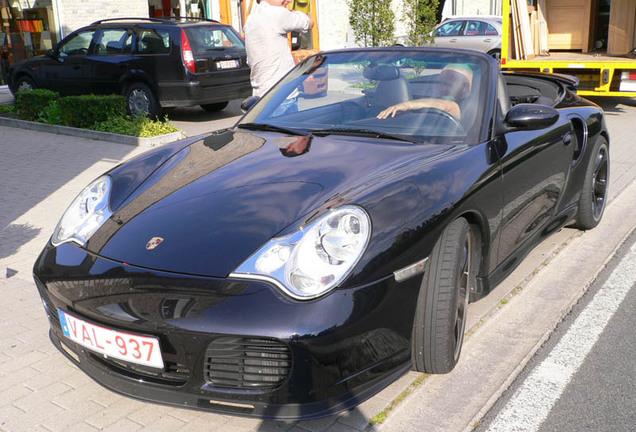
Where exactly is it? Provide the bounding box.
[33,48,609,420]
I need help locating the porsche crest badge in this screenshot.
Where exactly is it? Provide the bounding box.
[146,237,164,250]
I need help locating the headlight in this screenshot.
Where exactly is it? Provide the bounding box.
[231,206,371,300]
[51,176,112,247]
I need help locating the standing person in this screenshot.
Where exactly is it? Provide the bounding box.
[244,0,314,97]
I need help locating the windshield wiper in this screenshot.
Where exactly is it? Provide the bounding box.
[309,127,417,143]
[237,123,310,136]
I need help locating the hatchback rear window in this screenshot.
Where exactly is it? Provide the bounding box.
[184,26,245,55]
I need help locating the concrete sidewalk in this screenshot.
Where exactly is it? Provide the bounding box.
[0,85,14,105]
[1,97,635,432]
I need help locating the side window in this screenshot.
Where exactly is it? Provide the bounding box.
[58,30,95,56]
[485,23,499,35]
[436,21,464,37]
[465,21,482,36]
[137,29,171,54]
[94,29,132,55]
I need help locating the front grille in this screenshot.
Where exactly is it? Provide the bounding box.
[204,337,291,390]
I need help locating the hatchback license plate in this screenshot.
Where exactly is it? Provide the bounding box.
[217,59,239,69]
[58,309,164,369]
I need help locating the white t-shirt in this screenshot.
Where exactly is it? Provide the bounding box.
[244,2,311,97]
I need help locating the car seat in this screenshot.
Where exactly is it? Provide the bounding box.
[363,65,412,117]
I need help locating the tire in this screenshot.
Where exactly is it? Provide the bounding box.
[488,49,501,62]
[125,82,161,118]
[412,217,480,374]
[200,101,229,112]
[574,136,609,230]
[15,75,36,93]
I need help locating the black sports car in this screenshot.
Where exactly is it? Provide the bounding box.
[33,48,609,420]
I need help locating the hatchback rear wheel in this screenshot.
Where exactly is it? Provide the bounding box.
[125,82,161,118]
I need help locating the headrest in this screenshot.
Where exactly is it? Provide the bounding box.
[440,64,474,100]
[363,64,400,81]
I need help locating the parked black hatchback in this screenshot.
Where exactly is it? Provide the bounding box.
[8,17,252,117]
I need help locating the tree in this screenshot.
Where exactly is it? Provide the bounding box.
[347,0,395,47]
[402,0,440,46]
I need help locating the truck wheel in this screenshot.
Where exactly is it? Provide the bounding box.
[412,217,480,374]
[125,82,161,118]
[200,101,229,112]
[574,136,609,230]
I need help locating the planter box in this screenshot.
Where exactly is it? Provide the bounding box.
[0,116,184,147]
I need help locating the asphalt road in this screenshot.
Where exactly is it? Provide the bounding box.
[475,229,636,432]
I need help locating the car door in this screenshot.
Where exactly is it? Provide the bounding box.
[89,28,134,95]
[38,29,96,95]
[494,88,574,263]
[461,20,500,53]
[433,20,465,48]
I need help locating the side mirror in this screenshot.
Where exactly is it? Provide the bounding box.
[504,103,559,131]
[241,96,260,113]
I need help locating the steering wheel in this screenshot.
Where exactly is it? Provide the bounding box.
[411,106,462,129]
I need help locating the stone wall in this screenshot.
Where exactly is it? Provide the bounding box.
[57,0,149,37]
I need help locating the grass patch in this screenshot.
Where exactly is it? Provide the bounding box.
[368,373,430,426]
[90,115,180,137]
[0,104,15,114]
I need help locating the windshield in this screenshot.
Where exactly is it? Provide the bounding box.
[239,49,490,144]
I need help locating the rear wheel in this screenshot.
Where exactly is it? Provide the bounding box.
[412,218,480,374]
[200,101,229,112]
[488,49,501,62]
[574,136,609,230]
[125,82,161,118]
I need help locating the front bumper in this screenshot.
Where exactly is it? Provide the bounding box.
[33,242,421,420]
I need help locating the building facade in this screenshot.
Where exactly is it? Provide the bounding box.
[1,0,502,86]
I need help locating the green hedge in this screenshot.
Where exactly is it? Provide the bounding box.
[15,89,59,121]
[59,94,126,128]
[8,90,180,137]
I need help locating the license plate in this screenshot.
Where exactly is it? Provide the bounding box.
[217,59,239,69]
[58,309,164,369]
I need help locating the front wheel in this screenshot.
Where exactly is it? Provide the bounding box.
[574,136,609,230]
[125,82,161,118]
[412,218,480,374]
[15,75,36,93]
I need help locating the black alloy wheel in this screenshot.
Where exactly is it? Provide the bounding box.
[574,136,609,230]
[412,217,480,374]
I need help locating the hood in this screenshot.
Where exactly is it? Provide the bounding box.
[86,129,448,277]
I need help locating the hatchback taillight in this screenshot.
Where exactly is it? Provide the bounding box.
[181,29,196,73]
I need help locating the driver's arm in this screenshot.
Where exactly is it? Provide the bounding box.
[377,98,461,120]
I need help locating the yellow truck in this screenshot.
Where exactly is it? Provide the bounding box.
[501,0,636,97]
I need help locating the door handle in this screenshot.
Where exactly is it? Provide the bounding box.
[562,133,572,146]
[483,38,492,42]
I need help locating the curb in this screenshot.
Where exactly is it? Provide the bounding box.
[0,116,184,147]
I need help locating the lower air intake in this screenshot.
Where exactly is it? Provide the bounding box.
[204,337,291,390]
